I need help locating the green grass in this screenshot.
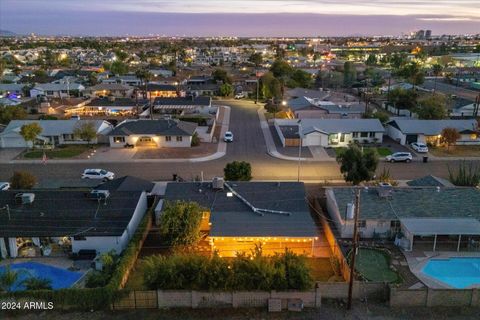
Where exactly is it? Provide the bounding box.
[353,248,399,283]
[334,146,392,157]
[23,145,93,159]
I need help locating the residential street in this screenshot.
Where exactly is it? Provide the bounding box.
[0,99,478,183]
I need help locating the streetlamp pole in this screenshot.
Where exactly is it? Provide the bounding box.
[297,119,302,182]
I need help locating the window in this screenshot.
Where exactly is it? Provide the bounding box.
[165,136,172,142]
[113,136,125,143]
[369,132,376,138]
[358,220,366,228]
[176,136,183,142]
[360,132,368,138]
[352,132,359,138]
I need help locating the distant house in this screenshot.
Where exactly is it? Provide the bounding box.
[101,75,142,87]
[326,186,480,252]
[287,96,366,119]
[0,184,149,258]
[148,96,212,115]
[0,120,113,148]
[449,98,478,117]
[162,181,318,257]
[0,84,26,97]
[85,83,134,98]
[30,83,85,98]
[386,119,479,145]
[274,118,384,147]
[83,97,148,116]
[145,83,178,99]
[108,119,197,148]
[286,88,330,100]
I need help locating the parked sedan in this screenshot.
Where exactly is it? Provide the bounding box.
[0,182,10,191]
[224,131,234,142]
[81,169,115,180]
[385,152,413,163]
[411,142,429,153]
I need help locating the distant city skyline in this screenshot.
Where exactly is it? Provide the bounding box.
[1,0,479,36]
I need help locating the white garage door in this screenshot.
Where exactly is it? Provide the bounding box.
[303,132,323,146]
[1,137,27,148]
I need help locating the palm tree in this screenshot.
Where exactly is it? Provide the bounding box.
[432,64,443,93]
[135,69,153,118]
[0,267,20,292]
[22,277,52,290]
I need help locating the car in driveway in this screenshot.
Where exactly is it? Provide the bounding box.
[411,142,428,153]
[234,92,246,99]
[224,131,234,142]
[385,152,413,163]
[0,182,10,191]
[81,169,115,180]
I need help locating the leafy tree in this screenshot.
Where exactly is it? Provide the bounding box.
[288,69,313,88]
[366,54,377,66]
[10,171,37,189]
[343,61,357,88]
[336,144,379,185]
[260,72,281,99]
[441,128,461,150]
[20,123,42,149]
[388,88,417,111]
[0,267,20,292]
[85,250,119,288]
[399,62,425,89]
[191,132,200,147]
[224,161,252,181]
[363,110,389,124]
[0,106,27,124]
[416,94,448,120]
[22,277,52,290]
[73,121,97,145]
[219,83,234,97]
[448,161,480,186]
[248,52,263,67]
[432,64,443,93]
[212,68,232,84]
[104,60,128,75]
[270,59,293,78]
[159,201,206,247]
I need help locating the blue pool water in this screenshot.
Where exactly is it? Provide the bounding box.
[422,257,480,289]
[0,262,83,291]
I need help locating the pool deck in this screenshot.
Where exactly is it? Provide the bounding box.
[404,250,480,289]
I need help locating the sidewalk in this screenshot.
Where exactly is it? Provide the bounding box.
[257,109,336,162]
[1,106,231,164]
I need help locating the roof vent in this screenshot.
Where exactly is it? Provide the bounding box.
[212,177,225,190]
[15,193,35,205]
[377,187,392,198]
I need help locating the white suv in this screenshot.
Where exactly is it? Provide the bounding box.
[411,142,428,153]
[385,152,413,163]
[82,169,115,180]
[224,131,234,142]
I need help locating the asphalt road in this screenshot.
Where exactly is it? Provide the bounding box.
[0,99,478,183]
[423,80,480,101]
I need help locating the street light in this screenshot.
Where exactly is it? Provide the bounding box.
[297,119,302,182]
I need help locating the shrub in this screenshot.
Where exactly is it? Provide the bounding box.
[191,132,200,146]
[224,161,252,181]
[9,171,37,189]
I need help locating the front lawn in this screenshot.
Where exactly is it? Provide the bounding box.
[352,248,399,283]
[429,146,480,157]
[334,146,392,157]
[23,145,94,159]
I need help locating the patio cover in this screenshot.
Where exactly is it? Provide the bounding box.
[401,218,480,236]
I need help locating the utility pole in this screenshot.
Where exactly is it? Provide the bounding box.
[347,189,361,310]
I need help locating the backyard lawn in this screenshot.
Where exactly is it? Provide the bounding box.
[22,145,94,159]
[334,146,392,157]
[353,248,400,283]
[429,146,480,157]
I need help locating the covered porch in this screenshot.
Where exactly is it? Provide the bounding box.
[400,218,480,252]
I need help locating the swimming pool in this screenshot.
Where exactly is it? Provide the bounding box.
[0,262,83,291]
[421,257,480,289]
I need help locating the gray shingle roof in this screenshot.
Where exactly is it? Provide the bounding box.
[153,96,211,106]
[109,119,197,136]
[387,119,477,135]
[95,176,154,192]
[330,187,480,220]
[0,190,143,237]
[298,119,384,135]
[163,182,317,237]
[1,120,109,136]
[406,175,454,187]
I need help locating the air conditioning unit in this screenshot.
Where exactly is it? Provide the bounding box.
[212,177,225,190]
[89,190,110,200]
[15,193,35,205]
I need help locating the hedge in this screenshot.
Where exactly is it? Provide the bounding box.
[0,206,153,310]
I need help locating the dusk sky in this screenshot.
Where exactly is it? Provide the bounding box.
[1,0,479,36]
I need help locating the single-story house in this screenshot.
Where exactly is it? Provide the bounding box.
[274,118,385,147]
[326,186,480,252]
[101,75,142,87]
[83,97,148,116]
[0,119,113,148]
[109,119,197,148]
[449,98,478,117]
[0,84,26,97]
[288,96,366,119]
[30,83,85,98]
[0,187,149,258]
[145,83,178,99]
[85,83,134,98]
[145,96,212,116]
[162,181,318,257]
[386,119,480,146]
[286,88,330,100]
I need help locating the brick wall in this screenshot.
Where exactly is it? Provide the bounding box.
[390,287,480,307]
